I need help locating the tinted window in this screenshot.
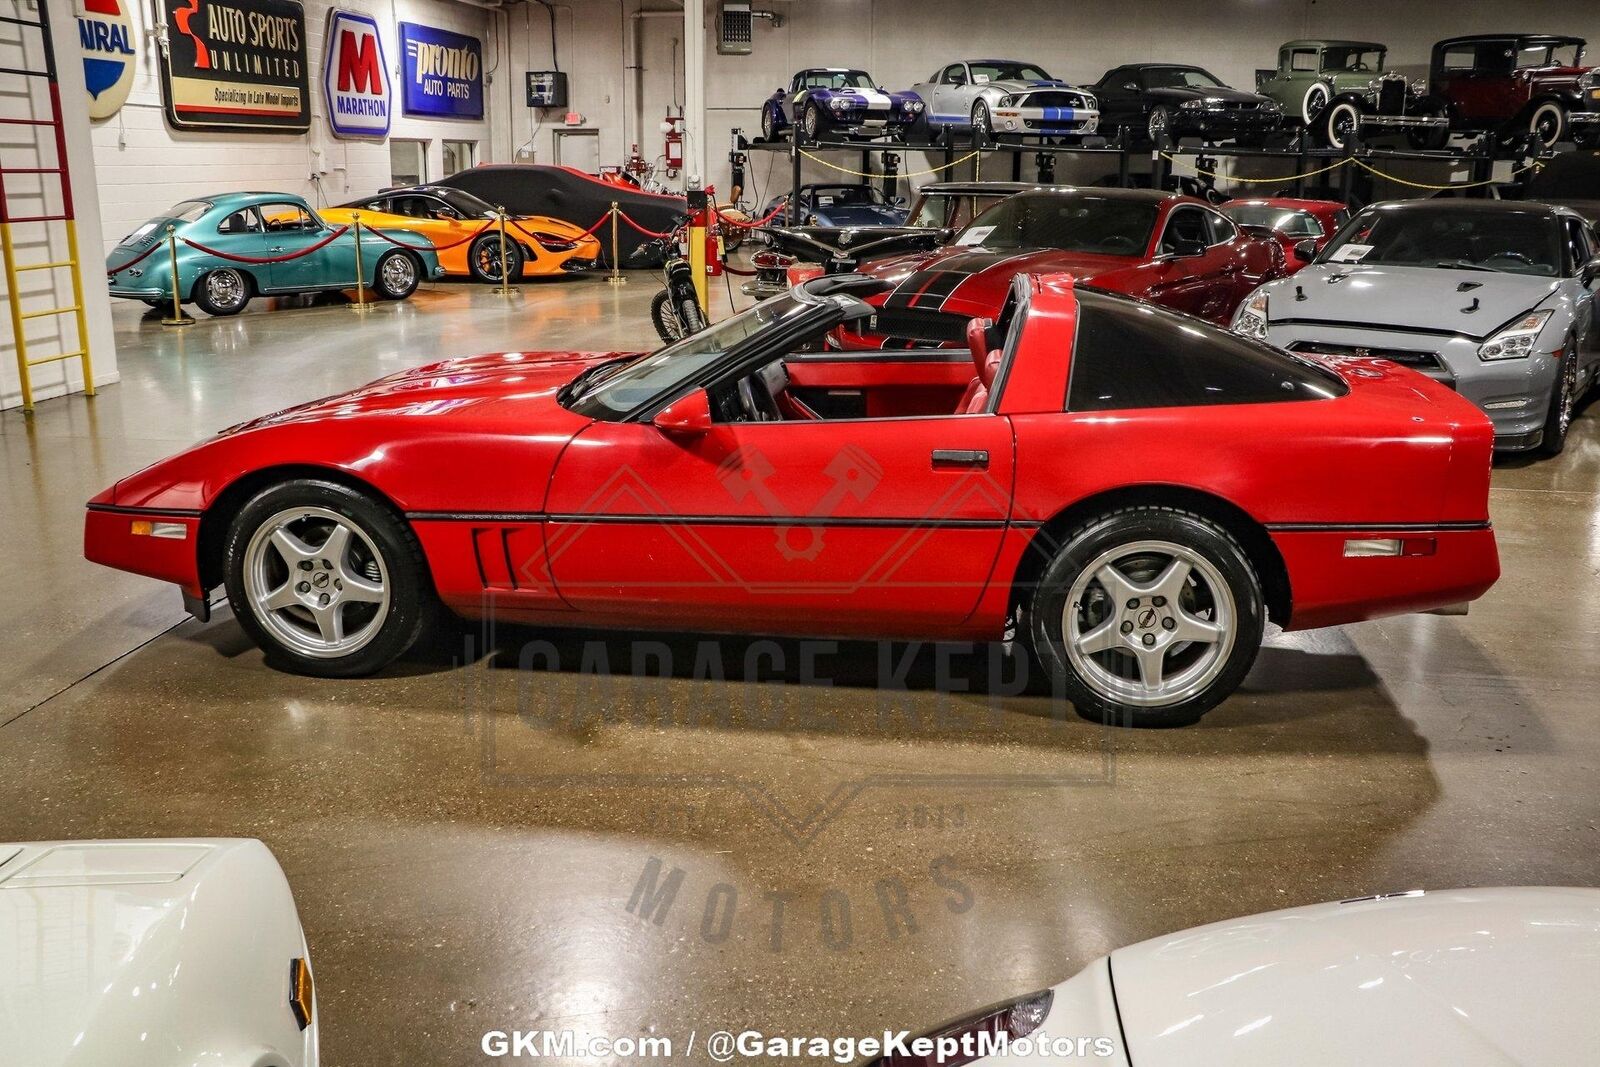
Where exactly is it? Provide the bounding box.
[1222,203,1323,237]
[1562,218,1593,272]
[968,62,1051,83]
[1143,66,1224,89]
[1323,205,1563,276]
[806,70,873,90]
[1161,207,1209,252]
[958,192,1157,255]
[1067,291,1347,412]
[1206,212,1236,245]
[942,64,966,86]
[217,208,262,235]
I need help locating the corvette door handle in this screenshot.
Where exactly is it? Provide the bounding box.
[932,448,988,469]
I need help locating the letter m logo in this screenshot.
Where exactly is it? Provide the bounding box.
[337,27,382,93]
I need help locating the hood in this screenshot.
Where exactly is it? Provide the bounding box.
[221,350,622,435]
[0,839,315,1067]
[1109,887,1600,1067]
[985,77,1073,93]
[1148,85,1267,104]
[1263,263,1562,340]
[865,245,1136,318]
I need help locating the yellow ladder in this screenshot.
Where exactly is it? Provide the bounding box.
[1,0,94,412]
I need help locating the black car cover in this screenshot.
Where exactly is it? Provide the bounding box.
[437,165,687,267]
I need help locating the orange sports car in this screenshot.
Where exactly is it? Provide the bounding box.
[323,185,601,282]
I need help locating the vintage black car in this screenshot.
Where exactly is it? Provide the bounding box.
[1092,63,1285,145]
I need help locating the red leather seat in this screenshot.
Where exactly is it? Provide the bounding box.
[956,318,1001,414]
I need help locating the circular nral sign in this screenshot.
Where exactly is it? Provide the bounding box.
[78,0,137,119]
[324,9,390,138]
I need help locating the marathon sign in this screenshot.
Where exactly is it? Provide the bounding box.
[158,0,310,131]
[323,9,389,137]
[399,21,482,119]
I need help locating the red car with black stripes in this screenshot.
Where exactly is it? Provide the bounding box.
[838,187,1288,349]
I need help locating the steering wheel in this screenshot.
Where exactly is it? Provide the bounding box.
[736,376,782,421]
[1485,251,1535,268]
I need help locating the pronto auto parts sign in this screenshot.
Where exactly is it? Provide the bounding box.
[78,0,137,119]
[323,9,389,137]
[399,22,482,119]
[158,0,309,131]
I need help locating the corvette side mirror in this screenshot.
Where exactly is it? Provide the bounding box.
[1293,238,1317,263]
[654,388,713,436]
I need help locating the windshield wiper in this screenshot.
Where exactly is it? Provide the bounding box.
[559,356,634,405]
[1434,260,1501,273]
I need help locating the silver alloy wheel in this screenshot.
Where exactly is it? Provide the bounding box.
[205,269,247,311]
[380,252,415,294]
[804,104,820,139]
[1556,343,1578,436]
[762,107,775,141]
[242,505,391,660]
[973,101,991,139]
[1062,539,1237,708]
[1147,107,1169,143]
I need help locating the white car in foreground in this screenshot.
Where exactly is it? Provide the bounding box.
[876,888,1600,1065]
[0,838,317,1067]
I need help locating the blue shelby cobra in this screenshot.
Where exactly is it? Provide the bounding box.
[761,184,910,228]
[761,68,925,142]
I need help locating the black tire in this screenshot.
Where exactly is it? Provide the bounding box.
[676,291,706,334]
[1320,100,1362,150]
[803,101,826,142]
[1146,106,1173,147]
[971,100,993,145]
[373,250,420,300]
[1027,506,1265,728]
[761,106,779,143]
[222,479,434,678]
[192,267,252,316]
[468,232,524,283]
[1537,334,1579,456]
[650,288,684,344]
[1406,115,1450,150]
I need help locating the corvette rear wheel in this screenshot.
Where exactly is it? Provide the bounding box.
[224,479,433,677]
[1028,506,1264,728]
[468,232,523,283]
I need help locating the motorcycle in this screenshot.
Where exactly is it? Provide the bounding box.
[632,221,707,344]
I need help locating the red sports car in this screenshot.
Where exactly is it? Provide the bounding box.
[837,188,1287,349]
[1219,197,1351,274]
[84,274,1499,726]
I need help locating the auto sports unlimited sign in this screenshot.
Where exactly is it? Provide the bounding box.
[399,22,482,119]
[323,9,389,137]
[78,0,137,119]
[158,0,310,131]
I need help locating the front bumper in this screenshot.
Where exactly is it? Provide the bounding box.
[1174,108,1283,133]
[1265,323,1559,448]
[1360,113,1448,129]
[828,110,917,136]
[992,105,1099,137]
[84,502,204,596]
[560,256,600,273]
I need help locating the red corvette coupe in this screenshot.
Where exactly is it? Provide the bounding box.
[84,275,1499,726]
[1219,197,1351,275]
[837,188,1287,349]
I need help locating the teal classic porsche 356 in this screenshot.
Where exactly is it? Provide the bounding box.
[106,192,446,316]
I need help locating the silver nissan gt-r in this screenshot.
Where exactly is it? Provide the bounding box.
[1234,200,1600,455]
[911,58,1100,141]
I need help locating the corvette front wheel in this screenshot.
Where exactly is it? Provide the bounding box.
[223,479,433,677]
[1028,506,1264,728]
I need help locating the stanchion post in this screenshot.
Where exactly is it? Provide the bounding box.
[348,213,375,312]
[160,224,193,327]
[607,202,625,286]
[492,206,519,295]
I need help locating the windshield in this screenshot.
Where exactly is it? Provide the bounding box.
[565,294,813,419]
[1322,47,1385,73]
[804,70,873,90]
[969,62,1052,83]
[1519,41,1582,68]
[1222,204,1323,237]
[806,185,888,208]
[956,193,1157,255]
[433,187,496,218]
[1320,207,1563,276]
[1144,66,1224,89]
[909,193,1011,229]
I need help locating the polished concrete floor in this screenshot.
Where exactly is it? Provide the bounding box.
[2,278,1599,1065]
